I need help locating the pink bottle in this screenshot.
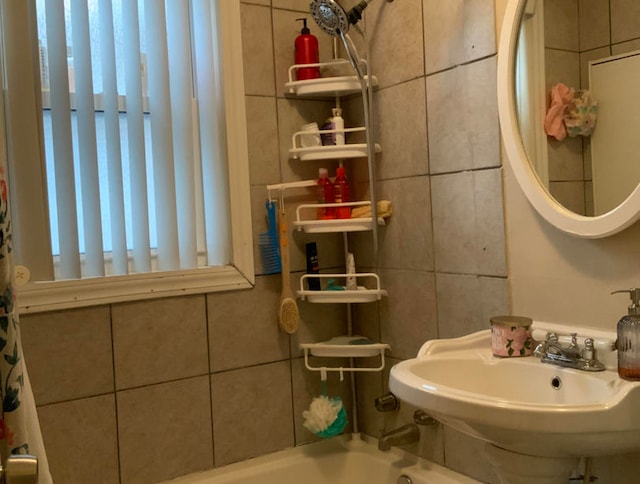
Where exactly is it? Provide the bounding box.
[333,166,351,219]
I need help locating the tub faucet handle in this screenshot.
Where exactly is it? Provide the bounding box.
[375,392,399,412]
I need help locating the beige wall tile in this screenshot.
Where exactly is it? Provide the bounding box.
[207,276,290,372]
[579,0,611,51]
[211,361,294,466]
[610,0,640,43]
[242,0,270,5]
[431,169,506,276]
[378,268,438,360]
[376,176,434,271]
[591,452,640,482]
[545,48,580,92]
[424,0,496,74]
[366,0,425,88]
[112,295,208,390]
[355,369,385,437]
[547,136,584,181]
[38,396,119,484]
[246,96,281,187]
[241,4,276,96]
[549,181,587,214]
[374,79,429,180]
[612,38,640,54]
[272,0,309,10]
[117,376,213,483]
[544,0,579,51]
[21,306,113,405]
[427,57,500,174]
[436,273,509,338]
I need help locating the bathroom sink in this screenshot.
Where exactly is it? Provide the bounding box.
[389,326,640,458]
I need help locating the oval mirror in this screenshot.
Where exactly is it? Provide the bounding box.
[498,0,640,238]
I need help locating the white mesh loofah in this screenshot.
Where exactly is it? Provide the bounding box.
[302,395,343,434]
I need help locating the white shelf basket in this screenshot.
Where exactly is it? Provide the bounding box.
[301,336,391,375]
[289,126,381,161]
[298,273,387,303]
[285,59,377,98]
[293,201,384,233]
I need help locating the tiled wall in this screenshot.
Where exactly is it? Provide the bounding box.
[20,1,508,483]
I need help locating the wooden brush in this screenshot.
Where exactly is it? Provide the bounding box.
[278,204,299,334]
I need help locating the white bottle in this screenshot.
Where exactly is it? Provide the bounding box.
[331,107,345,145]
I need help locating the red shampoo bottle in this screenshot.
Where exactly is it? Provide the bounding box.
[317,168,335,220]
[295,18,320,81]
[334,166,351,219]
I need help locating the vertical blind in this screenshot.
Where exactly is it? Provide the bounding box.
[32,0,230,280]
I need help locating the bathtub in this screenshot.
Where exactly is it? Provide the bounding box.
[163,435,479,484]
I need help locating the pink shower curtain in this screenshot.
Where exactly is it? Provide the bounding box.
[0,162,52,482]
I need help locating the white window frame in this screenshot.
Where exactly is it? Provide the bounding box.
[5,1,254,314]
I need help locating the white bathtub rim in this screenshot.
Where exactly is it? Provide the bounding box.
[161,434,479,483]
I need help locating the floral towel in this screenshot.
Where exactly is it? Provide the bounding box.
[564,90,598,138]
[0,164,52,482]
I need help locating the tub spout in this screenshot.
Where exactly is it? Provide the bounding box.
[378,423,420,451]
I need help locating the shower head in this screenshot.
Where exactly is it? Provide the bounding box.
[309,0,371,37]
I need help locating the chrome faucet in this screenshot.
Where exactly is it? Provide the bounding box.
[378,423,420,451]
[534,332,605,372]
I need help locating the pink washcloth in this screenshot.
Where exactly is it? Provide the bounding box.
[544,83,574,141]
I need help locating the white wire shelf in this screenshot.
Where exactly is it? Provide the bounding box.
[301,336,390,375]
[285,59,377,98]
[289,126,381,161]
[298,273,387,303]
[293,201,384,233]
[301,336,390,358]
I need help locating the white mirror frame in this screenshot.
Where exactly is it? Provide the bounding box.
[497,0,640,238]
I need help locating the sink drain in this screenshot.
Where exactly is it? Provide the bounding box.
[551,376,562,390]
[397,475,413,484]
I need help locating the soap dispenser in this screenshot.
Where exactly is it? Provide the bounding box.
[294,18,320,81]
[612,288,640,380]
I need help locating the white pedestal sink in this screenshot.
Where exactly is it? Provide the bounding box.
[389,323,640,483]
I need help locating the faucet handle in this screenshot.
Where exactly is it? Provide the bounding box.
[583,338,595,360]
[569,333,578,348]
[546,332,558,343]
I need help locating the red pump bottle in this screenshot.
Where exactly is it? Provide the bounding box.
[334,166,351,219]
[295,18,320,81]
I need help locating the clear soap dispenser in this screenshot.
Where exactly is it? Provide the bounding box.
[612,288,640,380]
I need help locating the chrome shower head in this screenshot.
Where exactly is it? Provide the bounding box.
[309,0,371,37]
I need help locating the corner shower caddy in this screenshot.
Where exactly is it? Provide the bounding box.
[270,57,389,376]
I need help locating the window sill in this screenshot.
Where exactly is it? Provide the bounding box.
[17,265,253,314]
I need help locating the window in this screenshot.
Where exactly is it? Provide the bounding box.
[0,0,253,313]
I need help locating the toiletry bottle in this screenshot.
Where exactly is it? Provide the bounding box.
[330,107,345,145]
[306,242,321,290]
[612,288,640,380]
[294,18,320,81]
[333,166,351,219]
[317,168,335,220]
[345,252,357,290]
